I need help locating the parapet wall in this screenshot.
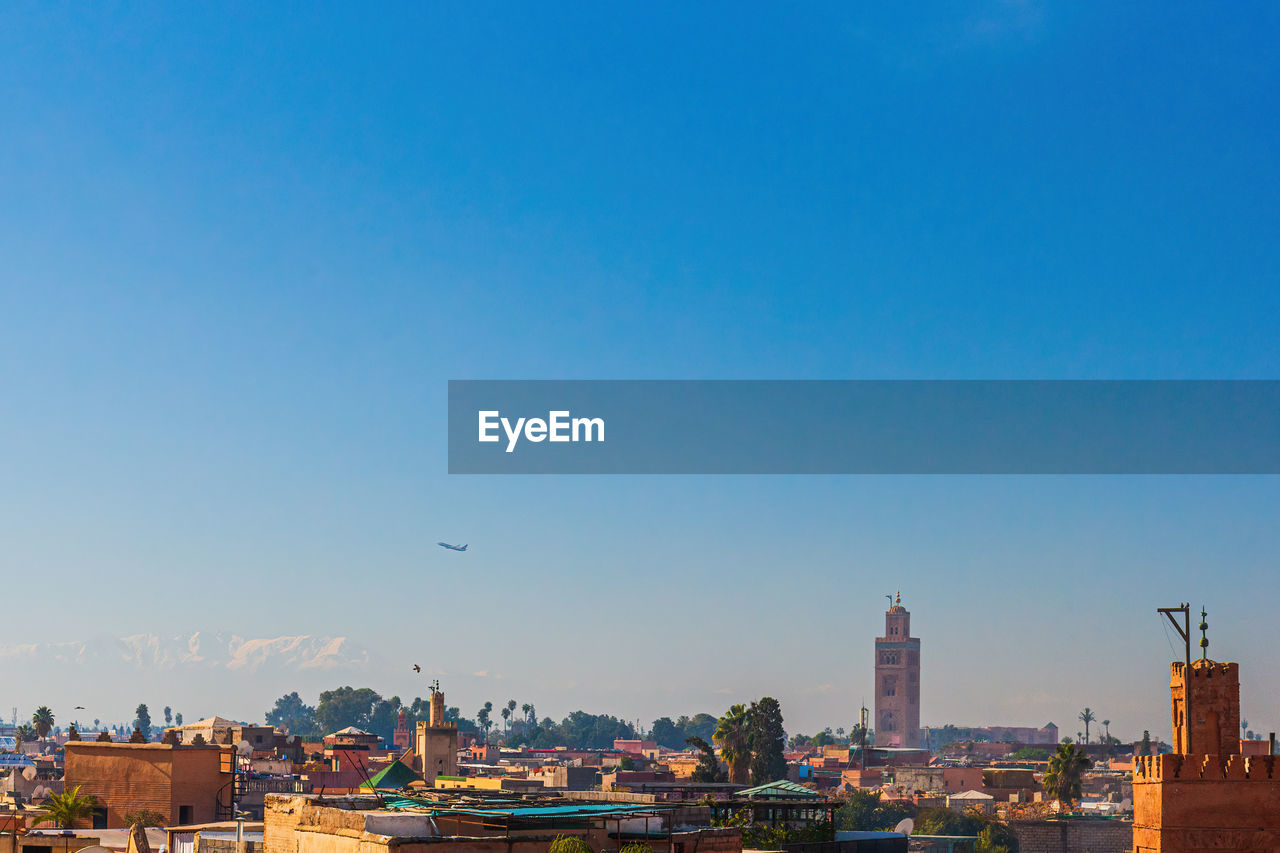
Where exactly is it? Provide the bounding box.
[1134,753,1277,782]
[1134,753,1280,852]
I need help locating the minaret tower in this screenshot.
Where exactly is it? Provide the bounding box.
[874,591,921,748]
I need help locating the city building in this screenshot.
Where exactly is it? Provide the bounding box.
[874,592,921,748]
[63,742,234,828]
[1134,651,1280,852]
[413,682,458,785]
[263,793,738,853]
[392,710,412,751]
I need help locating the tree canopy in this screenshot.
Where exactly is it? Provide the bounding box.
[650,714,718,749]
[747,697,787,783]
[1043,743,1092,806]
[266,692,320,736]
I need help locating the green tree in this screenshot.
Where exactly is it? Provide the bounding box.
[714,704,751,785]
[123,809,168,828]
[476,701,493,742]
[14,724,34,743]
[835,790,912,831]
[163,707,172,726]
[1077,708,1095,744]
[650,717,682,749]
[174,712,183,726]
[266,691,319,736]
[32,706,55,739]
[686,736,726,783]
[747,697,786,783]
[33,786,99,829]
[315,687,382,734]
[916,809,1018,852]
[1043,743,1092,807]
[368,696,403,745]
[1010,747,1049,761]
[135,704,152,736]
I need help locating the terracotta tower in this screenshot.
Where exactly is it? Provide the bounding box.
[1170,658,1240,756]
[874,591,921,748]
[415,681,458,783]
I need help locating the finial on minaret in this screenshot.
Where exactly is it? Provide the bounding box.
[895,590,901,605]
[430,679,441,695]
[1199,607,1209,660]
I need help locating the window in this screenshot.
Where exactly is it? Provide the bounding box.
[92,807,108,829]
[179,805,193,825]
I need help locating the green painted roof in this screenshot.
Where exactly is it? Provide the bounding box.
[362,760,420,790]
[735,780,825,799]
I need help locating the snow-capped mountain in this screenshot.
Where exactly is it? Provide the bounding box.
[0,632,371,672]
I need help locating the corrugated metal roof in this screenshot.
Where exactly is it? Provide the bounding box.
[734,780,824,799]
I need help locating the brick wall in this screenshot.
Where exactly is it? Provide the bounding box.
[65,742,232,828]
[1011,819,1132,853]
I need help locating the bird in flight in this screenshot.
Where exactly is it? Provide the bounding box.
[438,542,468,551]
[412,664,421,673]
[74,706,85,710]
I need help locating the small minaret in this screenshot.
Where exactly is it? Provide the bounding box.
[874,591,922,748]
[416,680,459,784]
[1169,608,1240,755]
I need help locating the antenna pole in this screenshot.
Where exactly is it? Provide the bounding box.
[1157,602,1192,753]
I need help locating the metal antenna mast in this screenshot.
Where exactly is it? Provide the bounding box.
[1157,602,1192,754]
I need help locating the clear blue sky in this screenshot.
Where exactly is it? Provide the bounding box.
[1,3,1277,740]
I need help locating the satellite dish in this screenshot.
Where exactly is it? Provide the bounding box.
[21,767,36,781]
[32,786,48,800]
[894,818,914,836]
[237,740,253,757]
[77,846,112,853]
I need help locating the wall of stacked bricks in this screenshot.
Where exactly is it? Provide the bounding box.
[1133,753,1280,852]
[63,743,232,828]
[1010,819,1132,853]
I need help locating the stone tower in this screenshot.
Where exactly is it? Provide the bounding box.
[1170,658,1240,756]
[874,591,921,748]
[415,681,458,784]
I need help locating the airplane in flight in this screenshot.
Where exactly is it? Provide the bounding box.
[438,542,468,552]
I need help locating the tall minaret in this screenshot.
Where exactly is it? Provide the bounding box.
[874,591,921,748]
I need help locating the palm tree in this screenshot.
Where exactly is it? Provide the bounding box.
[521,703,533,727]
[34,786,99,829]
[500,706,512,737]
[1078,708,1095,744]
[14,724,35,744]
[506,700,517,734]
[1102,719,1112,755]
[1043,743,1092,807]
[713,704,751,785]
[32,707,55,740]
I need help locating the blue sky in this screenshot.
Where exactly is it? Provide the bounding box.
[1,2,1278,740]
